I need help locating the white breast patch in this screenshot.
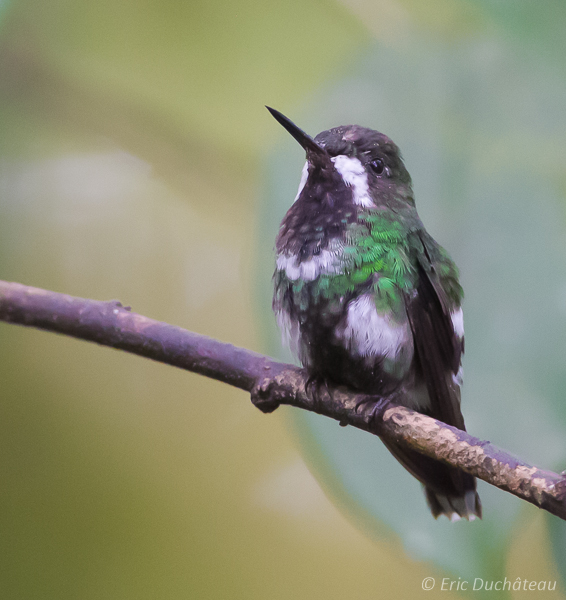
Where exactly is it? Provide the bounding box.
[336,293,413,363]
[276,239,345,282]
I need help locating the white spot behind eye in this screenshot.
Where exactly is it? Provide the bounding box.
[331,155,375,207]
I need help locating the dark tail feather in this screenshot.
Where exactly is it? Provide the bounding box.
[381,438,482,520]
[400,255,481,520]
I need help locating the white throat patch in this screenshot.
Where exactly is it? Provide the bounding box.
[294,162,309,202]
[331,155,375,207]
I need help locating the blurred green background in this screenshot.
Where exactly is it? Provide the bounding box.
[1,0,566,598]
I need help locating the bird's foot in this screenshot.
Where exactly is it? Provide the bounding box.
[355,394,394,434]
[305,373,331,413]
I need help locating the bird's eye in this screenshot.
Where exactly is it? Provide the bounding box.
[369,159,385,175]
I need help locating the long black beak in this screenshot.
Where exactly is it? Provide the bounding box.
[266,106,330,167]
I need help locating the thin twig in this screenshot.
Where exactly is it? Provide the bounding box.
[0,279,565,519]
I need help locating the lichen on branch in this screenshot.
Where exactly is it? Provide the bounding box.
[1,279,565,520]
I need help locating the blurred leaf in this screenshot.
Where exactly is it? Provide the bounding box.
[260,15,566,592]
[469,0,566,65]
[2,0,566,596]
[0,1,385,599]
[5,0,369,163]
[0,0,10,27]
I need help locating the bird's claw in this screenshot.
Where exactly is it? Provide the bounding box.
[305,374,331,413]
[355,395,393,433]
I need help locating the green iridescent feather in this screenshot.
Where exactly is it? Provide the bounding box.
[274,210,462,320]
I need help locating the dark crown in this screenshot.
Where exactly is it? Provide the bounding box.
[314,125,412,185]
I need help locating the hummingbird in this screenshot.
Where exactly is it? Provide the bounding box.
[268,106,481,521]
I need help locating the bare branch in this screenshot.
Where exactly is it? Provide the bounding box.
[1,279,565,519]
